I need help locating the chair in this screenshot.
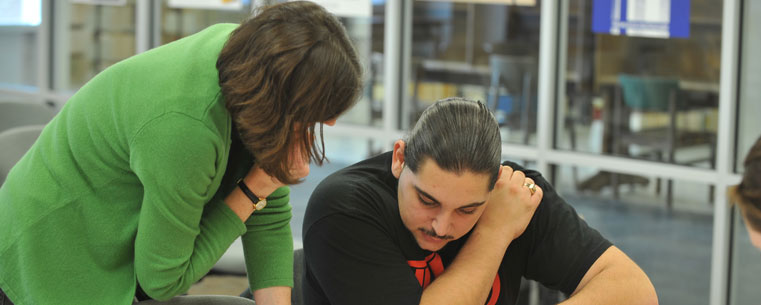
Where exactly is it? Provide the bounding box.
[0,125,45,185]
[0,101,57,134]
[291,248,305,305]
[485,54,537,144]
[611,75,716,209]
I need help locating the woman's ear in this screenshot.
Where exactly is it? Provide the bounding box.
[391,140,406,179]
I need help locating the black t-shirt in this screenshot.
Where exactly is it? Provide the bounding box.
[302,152,612,305]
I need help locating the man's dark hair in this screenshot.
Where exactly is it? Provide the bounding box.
[404,97,502,190]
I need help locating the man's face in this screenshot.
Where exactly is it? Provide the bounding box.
[391,142,492,251]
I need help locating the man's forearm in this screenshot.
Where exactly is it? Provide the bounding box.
[561,248,658,305]
[419,226,511,305]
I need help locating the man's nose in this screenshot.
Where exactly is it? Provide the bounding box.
[432,212,452,237]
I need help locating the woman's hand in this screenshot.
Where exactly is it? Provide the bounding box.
[477,165,543,240]
[284,137,310,182]
[226,142,311,222]
[253,286,292,305]
[242,145,309,196]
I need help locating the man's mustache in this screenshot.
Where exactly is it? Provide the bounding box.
[418,228,454,240]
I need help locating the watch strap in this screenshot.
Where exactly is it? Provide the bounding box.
[237,179,267,210]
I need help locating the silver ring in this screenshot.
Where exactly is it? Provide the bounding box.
[524,182,537,195]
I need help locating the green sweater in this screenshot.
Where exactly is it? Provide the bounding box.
[0,24,293,305]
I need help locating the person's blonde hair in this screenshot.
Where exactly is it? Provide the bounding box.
[217,1,362,184]
[730,136,761,231]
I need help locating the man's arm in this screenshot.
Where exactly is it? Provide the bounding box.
[561,246,658,305]
[418,222,511,305]
[514,164,657,304]
[304,213,526,305]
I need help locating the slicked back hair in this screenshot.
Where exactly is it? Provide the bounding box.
[404,97,502,190]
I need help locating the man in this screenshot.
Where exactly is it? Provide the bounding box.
[302,98,657,305]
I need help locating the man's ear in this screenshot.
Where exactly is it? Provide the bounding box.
[391,140,406,179]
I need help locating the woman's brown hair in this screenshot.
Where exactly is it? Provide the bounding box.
[217,1,362,184]
[730,136,761,231]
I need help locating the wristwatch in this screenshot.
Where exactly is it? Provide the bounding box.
[237,179,267,211]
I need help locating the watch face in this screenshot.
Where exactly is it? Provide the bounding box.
[255,200,267,211]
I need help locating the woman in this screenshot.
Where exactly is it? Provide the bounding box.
[0,2,361,305]
[731,136,761,250]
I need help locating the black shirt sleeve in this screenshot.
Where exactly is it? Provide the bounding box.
[303,212,422,305]
[517,166,612,295]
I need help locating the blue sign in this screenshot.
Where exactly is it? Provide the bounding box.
[592,0,690,39]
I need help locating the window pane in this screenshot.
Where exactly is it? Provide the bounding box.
[0,0,40,87]
[332,2,384,127]
[557,0,721,171]
[730,207,761,304]
[735,0,761,173]
[160,1,251,44]
[0,0,41,26]
[160,0,382,127]
[58,0,137,91]
[730,0,761,303]
[0,26,38,87]
[406,1,541,145]
[551,163,713,304]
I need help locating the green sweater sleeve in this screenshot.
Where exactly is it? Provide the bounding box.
[129,112,246,300]
[242,186,294,291]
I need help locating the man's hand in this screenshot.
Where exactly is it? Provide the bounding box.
[478,165,543,240]
[418,166,543,305]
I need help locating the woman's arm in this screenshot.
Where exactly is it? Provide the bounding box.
[224,167,282,222]
[131,114,248,300]
[241,186,295,301]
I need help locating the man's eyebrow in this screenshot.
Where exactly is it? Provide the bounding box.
[413,185,486,208]
[460,201,487,209]
[414,185,440,204]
